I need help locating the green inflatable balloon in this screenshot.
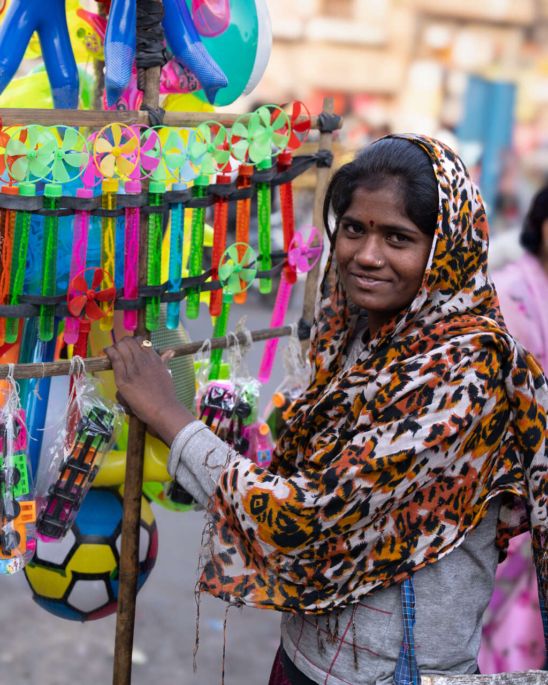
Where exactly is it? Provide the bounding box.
[191,0,272,106]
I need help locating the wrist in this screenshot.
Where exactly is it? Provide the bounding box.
[151,403,196,446]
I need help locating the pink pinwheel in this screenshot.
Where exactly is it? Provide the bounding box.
[258,226,323,384]
[287,226,323,273]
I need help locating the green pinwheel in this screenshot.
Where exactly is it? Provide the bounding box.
[209,242,257,380]
[186,121,230,320]
[230,105,291,295]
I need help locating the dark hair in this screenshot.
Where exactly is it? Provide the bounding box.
[323,138,439,241]
[520,185,548,255]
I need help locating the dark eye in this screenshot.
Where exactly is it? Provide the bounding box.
[339,221,363,236]
[387,232,410,244]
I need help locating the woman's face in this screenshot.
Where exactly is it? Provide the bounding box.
[335,181,434,334]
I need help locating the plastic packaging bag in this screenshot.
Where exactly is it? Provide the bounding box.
[35,370,122,541]
[0,370,37,575]
[195,326,275,467]
[264,326,312,440]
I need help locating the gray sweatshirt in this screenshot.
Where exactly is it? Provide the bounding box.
[167,421,499,685]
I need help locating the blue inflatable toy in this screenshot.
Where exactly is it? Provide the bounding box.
[0,0,79,108]
[104,0,137,107]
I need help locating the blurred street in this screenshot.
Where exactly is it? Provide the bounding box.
[0,291,305,685]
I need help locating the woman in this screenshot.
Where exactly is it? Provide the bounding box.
[478,186,548,674]
[105,135,548,685]
[492,186,548,371]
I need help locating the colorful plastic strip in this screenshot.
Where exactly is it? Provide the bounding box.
[123,179,141,332]
[5,184,34,344]
[185,177,208,320]
[39,184,62,342]
[0,186,18,345]
[166,183,186,330]
[145,181,166,331]
[256,164,272,295]
[208,301,230,381]
[233,164,253,305]
[99,178,118,331]
[64,187,93,345]
[209,172,230,317]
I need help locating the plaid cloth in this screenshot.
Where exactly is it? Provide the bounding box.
[394,578,421,685]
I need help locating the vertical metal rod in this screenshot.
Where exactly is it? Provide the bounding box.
[112,3,163,681]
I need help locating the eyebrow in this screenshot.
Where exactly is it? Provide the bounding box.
[339,215,420,235]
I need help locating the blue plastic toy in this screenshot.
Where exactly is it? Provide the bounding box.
[0,0,79,109]
[162,0,227,104]
[104,0,137,107]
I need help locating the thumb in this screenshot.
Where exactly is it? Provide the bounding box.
[160,350,175,364]
[161,349,176,364]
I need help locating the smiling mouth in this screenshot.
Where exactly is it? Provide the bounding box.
[349,273,389,287]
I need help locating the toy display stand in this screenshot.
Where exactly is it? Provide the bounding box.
[0,16,340,680]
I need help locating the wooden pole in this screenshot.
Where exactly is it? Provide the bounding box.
[112,4,163,681]
[0,107,332,131]
[301,97,336,332]
[0,325,295,379]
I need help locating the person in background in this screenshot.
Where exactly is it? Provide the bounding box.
[478,185,548,674]
[106,136,548,685]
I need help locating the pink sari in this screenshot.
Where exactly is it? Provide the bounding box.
[479,253,548,673]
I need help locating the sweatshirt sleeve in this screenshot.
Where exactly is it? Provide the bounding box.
[167,420,236,508]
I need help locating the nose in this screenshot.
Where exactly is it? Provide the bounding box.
[353,235,385,269]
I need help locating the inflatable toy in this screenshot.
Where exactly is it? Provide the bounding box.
[24,487,158,621]
[191,0,272,105]
[191,0,230,37]
[162,0,228,104]
[104,0,136,107]
[0,66,94,110]
[0,0,79,108]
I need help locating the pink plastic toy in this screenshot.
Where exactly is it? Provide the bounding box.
[191,0,230,37]
[258,225,323,383]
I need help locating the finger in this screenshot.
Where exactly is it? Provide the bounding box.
[104,344,129,383]
[160,349,175,364]
[116,336,142,365]
[115,391,134,416]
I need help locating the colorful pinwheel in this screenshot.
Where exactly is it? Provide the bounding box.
[93,124,139,331]
[231,105,290,295]
[277,101,311,285]
[4,125,56,183]
[258,226,323,383]
[163,128,199,330]
[121,126,162,333]
[48,126,89,185]
[209,242,257,380]
[64,131,100,346]
[67,267,117,321]
[67,267,116,357]
[186,120,229,320]
[207,123,233,318]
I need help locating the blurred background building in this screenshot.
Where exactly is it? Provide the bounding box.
[236,0,548,249]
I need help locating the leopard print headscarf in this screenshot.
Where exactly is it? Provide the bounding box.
[200,135,548,616]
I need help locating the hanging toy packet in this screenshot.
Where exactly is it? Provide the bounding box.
[195,324,275,468]
[35,360,123,541]
[263,324,312,440]
[0,368,37,575]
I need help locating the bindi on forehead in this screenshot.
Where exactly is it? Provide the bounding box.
[369,220,375,227]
